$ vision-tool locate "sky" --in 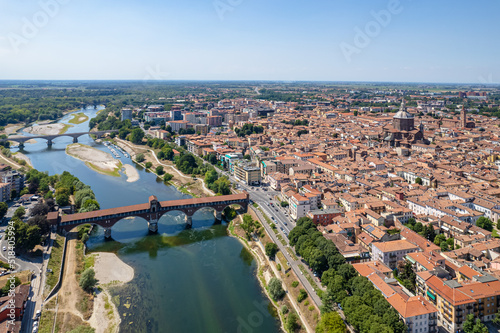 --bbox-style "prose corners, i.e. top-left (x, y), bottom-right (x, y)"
top-left (0, 0), bottom-right (498, 83)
